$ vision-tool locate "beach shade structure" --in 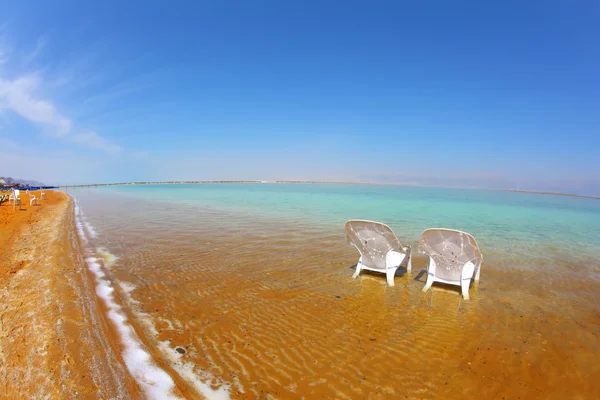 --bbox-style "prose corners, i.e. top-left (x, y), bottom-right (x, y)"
top-left (27, 190), bottom-right (39, 206)
top-left (419, 228), bottom-right (483, 300)
top-left (345, 220), bottom-right (412, 286)
top-left (9, 189), bottom-right (22, 210)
